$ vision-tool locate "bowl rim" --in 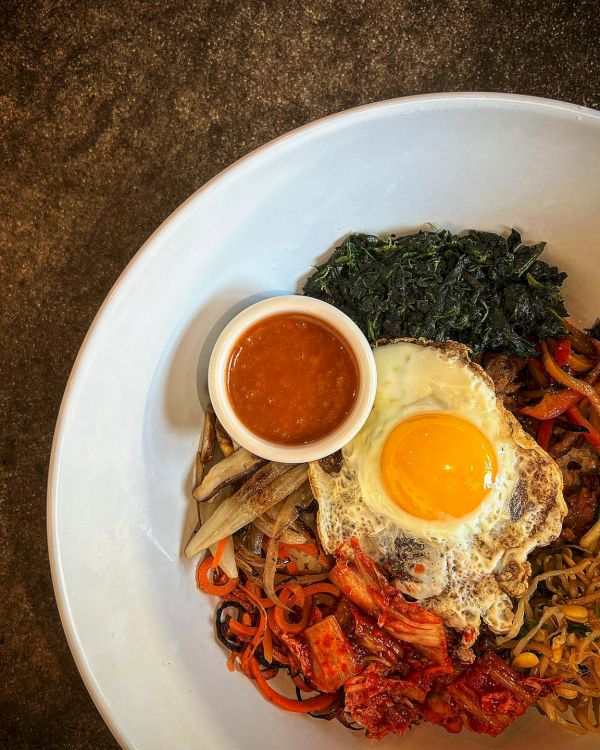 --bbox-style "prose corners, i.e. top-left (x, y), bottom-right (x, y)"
top-left (47, 92), bottom-right (600, 750)
top-left (207, 295), bottom-right (377, 463)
